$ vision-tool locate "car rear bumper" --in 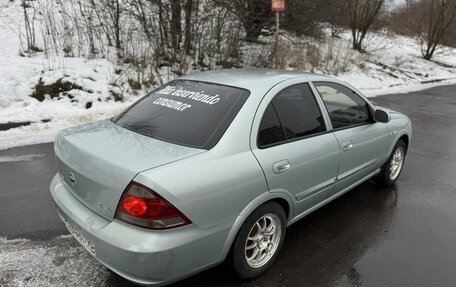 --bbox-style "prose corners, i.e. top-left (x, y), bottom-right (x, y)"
top-left (50, 174), bottom-right (232, 286)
